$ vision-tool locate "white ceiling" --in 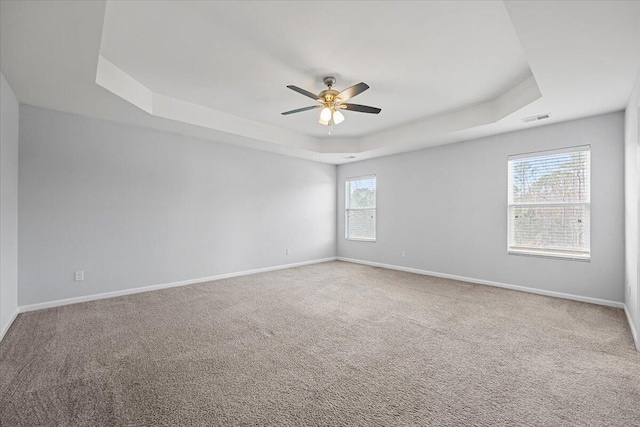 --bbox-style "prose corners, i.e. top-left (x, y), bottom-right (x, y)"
top-left (99, 1), bottom-right (532, 138)
top-left (1, 1), bottom-right (639, 164)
